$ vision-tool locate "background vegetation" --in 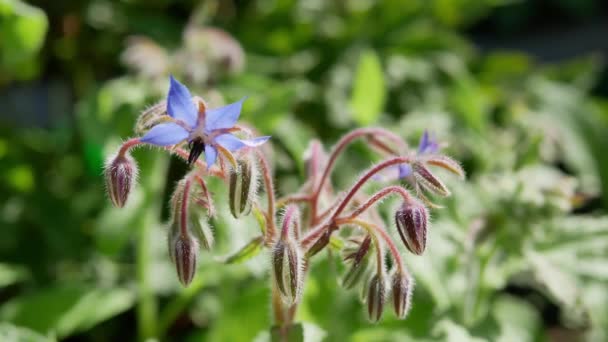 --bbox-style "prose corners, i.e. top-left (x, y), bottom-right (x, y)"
top-left (1, 0), bottom-right (608, 341)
